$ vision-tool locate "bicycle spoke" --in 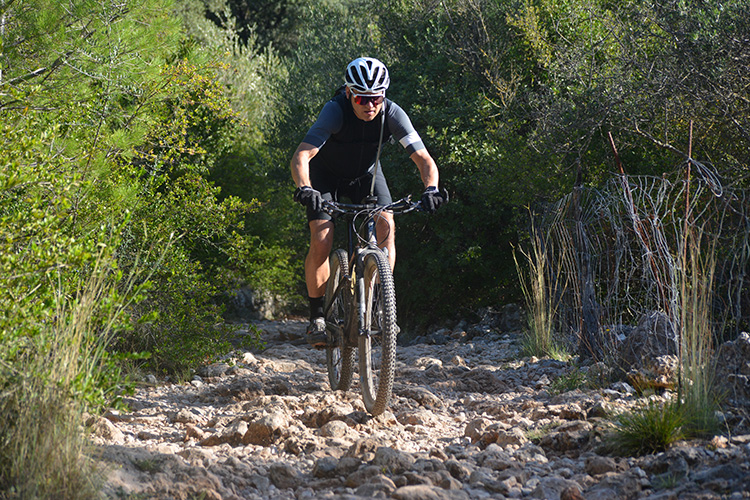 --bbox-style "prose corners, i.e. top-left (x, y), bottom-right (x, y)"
top-left (325, 249), bottom-right (355, 391)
